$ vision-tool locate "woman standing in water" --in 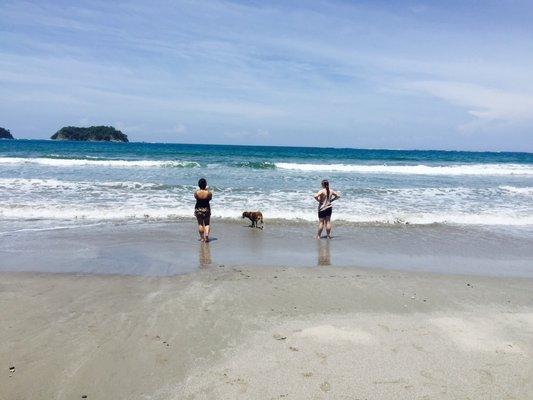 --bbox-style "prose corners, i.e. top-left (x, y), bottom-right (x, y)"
top-left (314, 179), bottom-right (340, 239)
top-left (194, 178), bottom-right (212, 242)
